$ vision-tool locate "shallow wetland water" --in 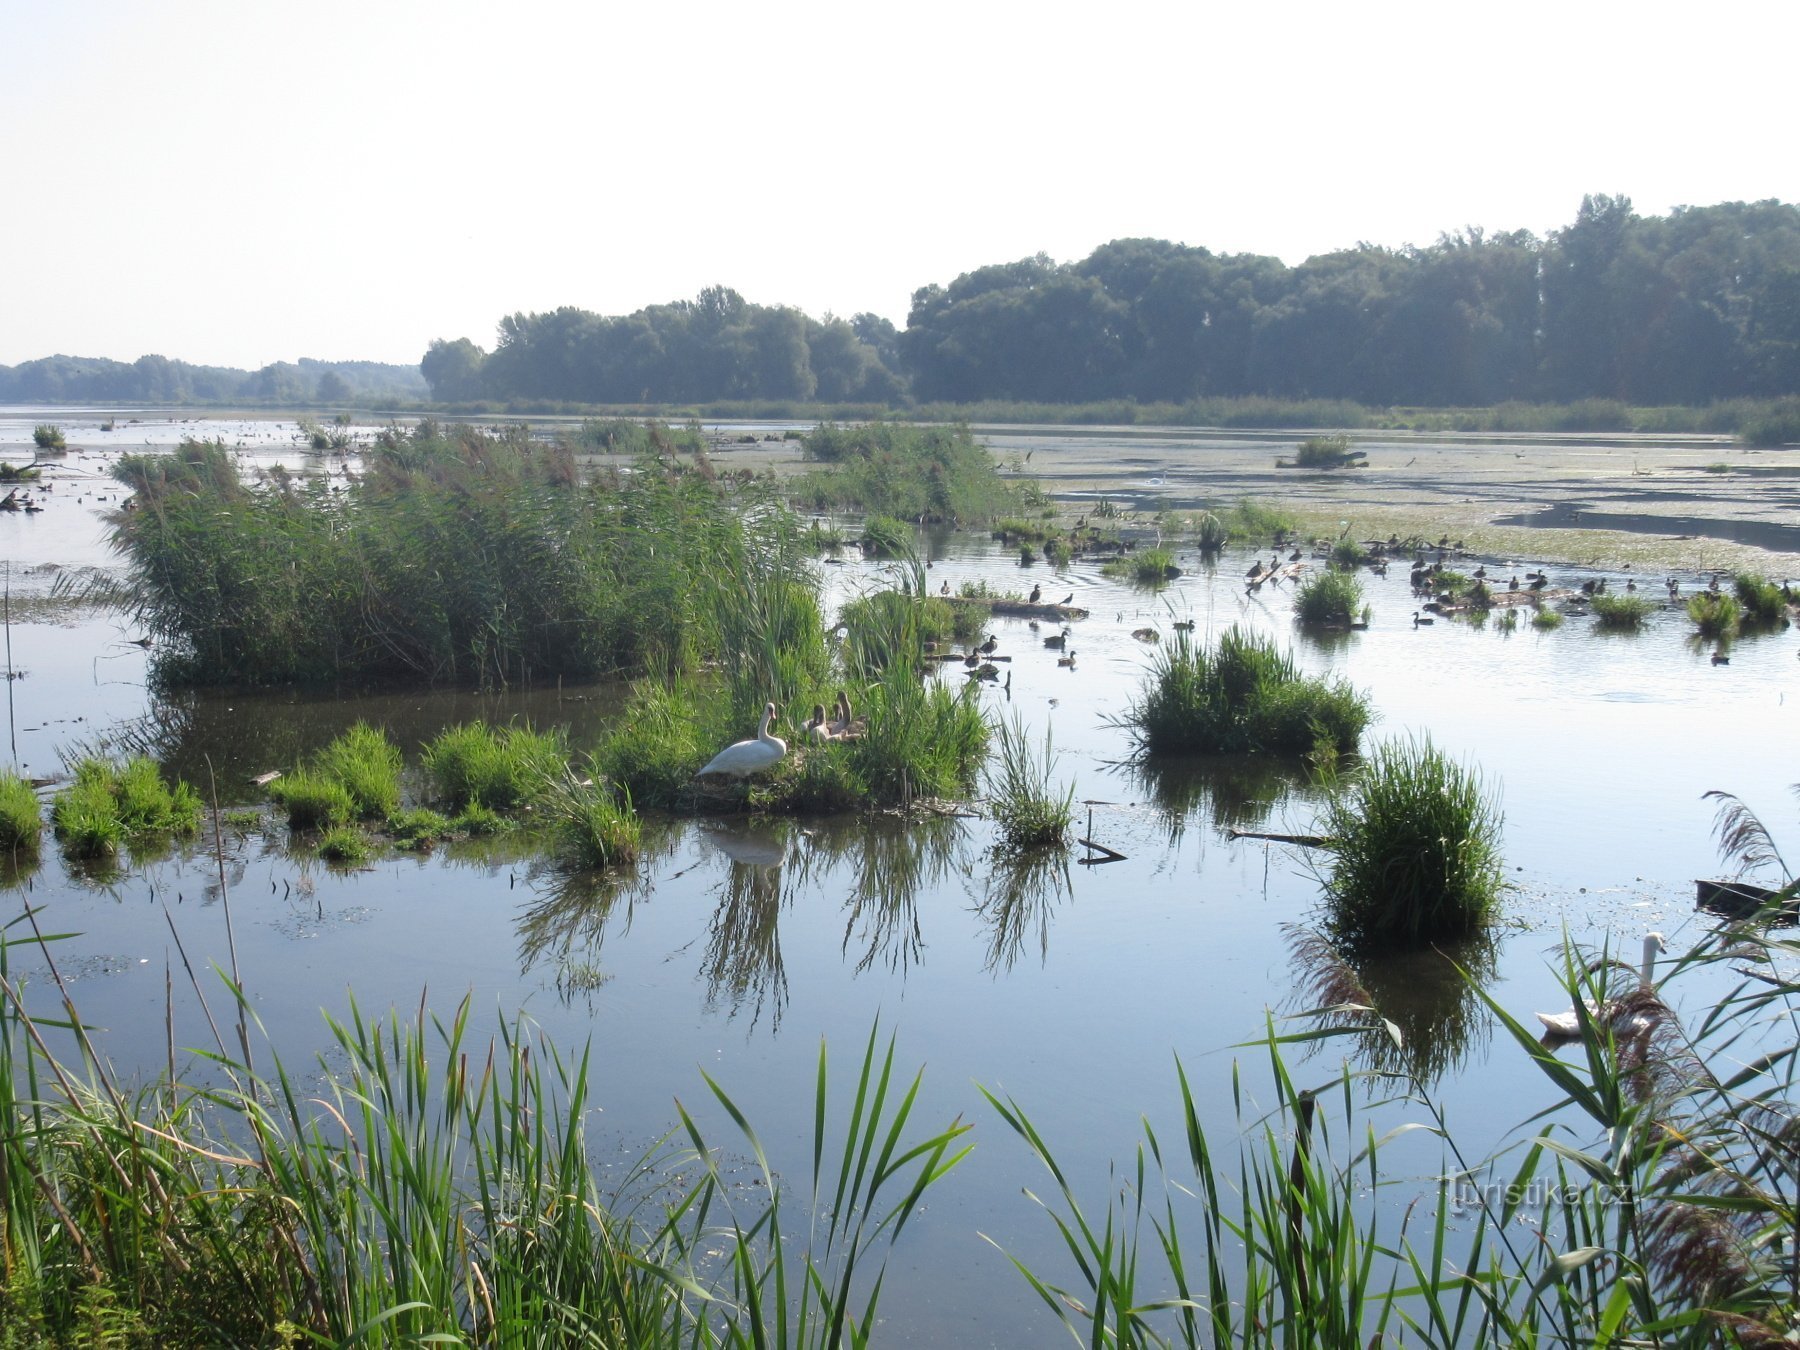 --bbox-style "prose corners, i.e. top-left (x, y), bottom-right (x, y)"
top-left (1, 410), bottom-right (1797, 1343)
